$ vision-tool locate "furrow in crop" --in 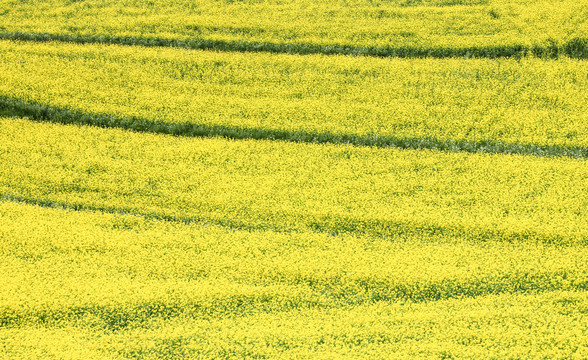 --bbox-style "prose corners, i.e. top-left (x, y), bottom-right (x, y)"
top-left (1, 118), bottom-right (586, 246)
top-left (1, 31), bottom-right (585, 59)
top-left (1, 40), bottom-right (586, 150)
top-left (0, 192), bottom-right (583, 247)
top-left (1, 96), bottom-right (586, 158)
top-left (1, 291), bottom-right (587, 359)
top-left (1, 200), bottom-right (587, 330)
top-left (1, 0), bottom-right (586, 59)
